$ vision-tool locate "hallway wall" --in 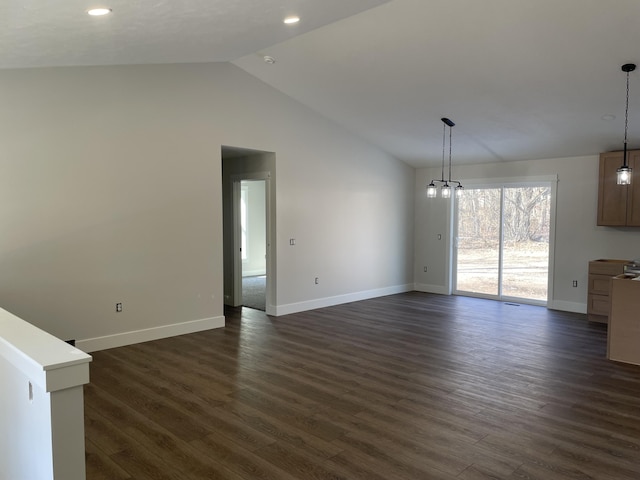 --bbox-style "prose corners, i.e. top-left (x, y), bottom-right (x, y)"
top-left (0, 63), bottom-right (414, 348)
